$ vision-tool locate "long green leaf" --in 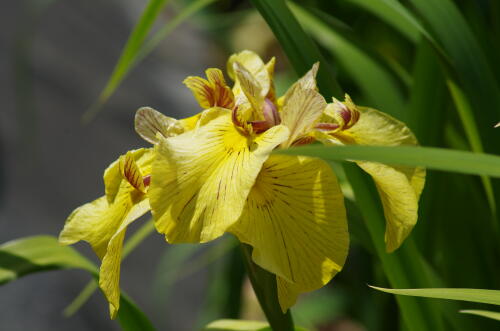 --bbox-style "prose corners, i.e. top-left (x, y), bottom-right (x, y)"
top-left (460, 310), bottom-right (500, 322)
top-left (371, 287), bottom-right (500, 306)
top-left (341, 0), bottom-right (445, 57)
top-left (119, 293), bottom-right (156, 331)
top-left (290, 3), bottom-right (405, 119)
top-left (136, 0), bottom-right (217, 64)
top-left (279, 145), bottom-right (500, 178)
top-left (408, 0), bottom-right (500, 154)
top-left (0, 235), bottom-right (96, 282)
top-left (250, 0), bottom-right (342, 97)
top-left (0, 236), bottom-right (156, 330)
top-left (447, 80), bottom-right (497, 217)
top-left (342, 0), bottom-right (422, 42)
top-left (82, 0), bottom-right (170, 123)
